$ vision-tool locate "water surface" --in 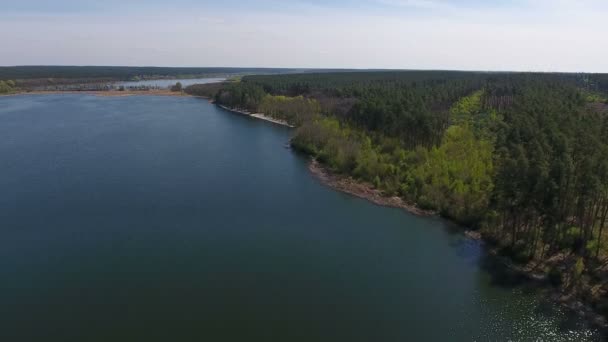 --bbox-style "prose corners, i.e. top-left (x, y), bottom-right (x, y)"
top-left (115, 77), bottom-right (225, 88)
top-left (0, 94), bottom-right (600, 341)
